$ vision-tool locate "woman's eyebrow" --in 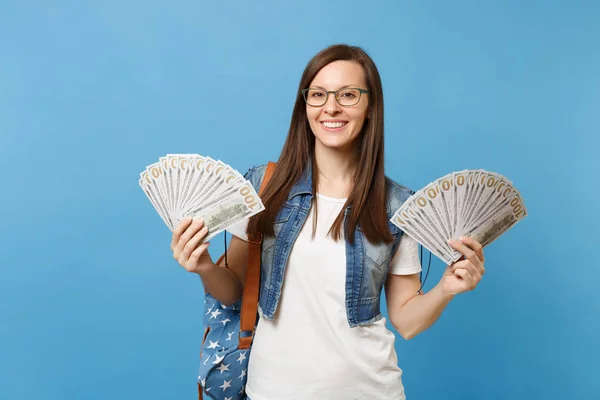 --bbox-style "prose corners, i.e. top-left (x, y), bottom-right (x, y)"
top-left (308, 84), bottom-right (361, 90)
